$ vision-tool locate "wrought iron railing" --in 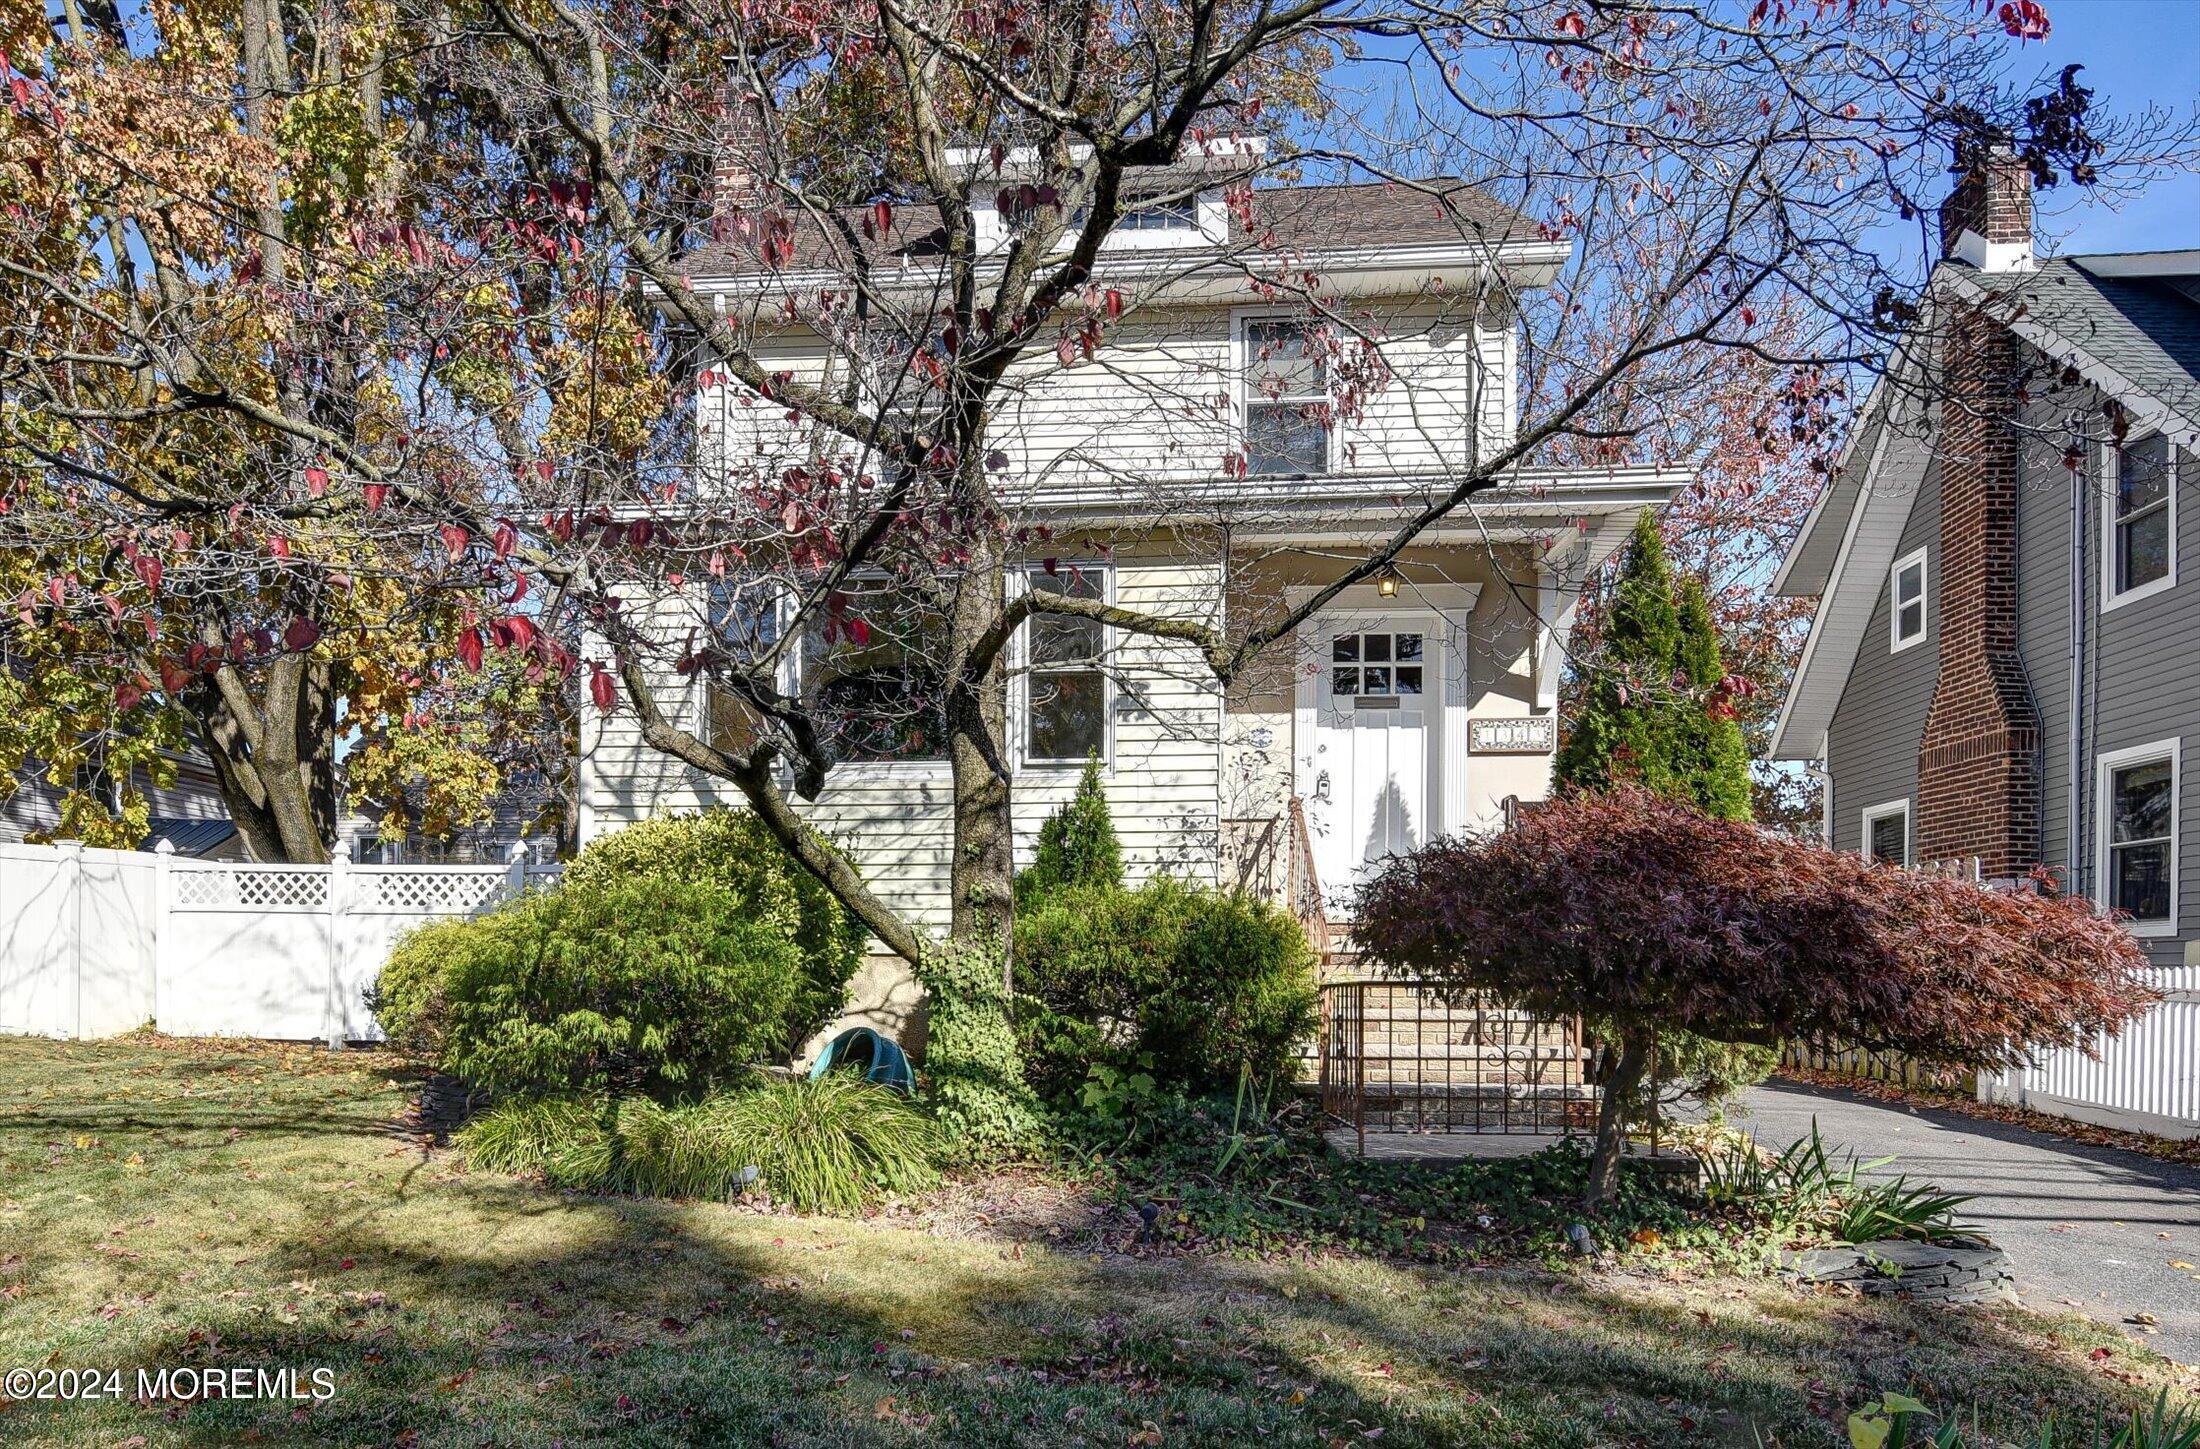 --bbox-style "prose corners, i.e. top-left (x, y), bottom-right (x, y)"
top-left (1318, 981), bottom-right (1596, 1153)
